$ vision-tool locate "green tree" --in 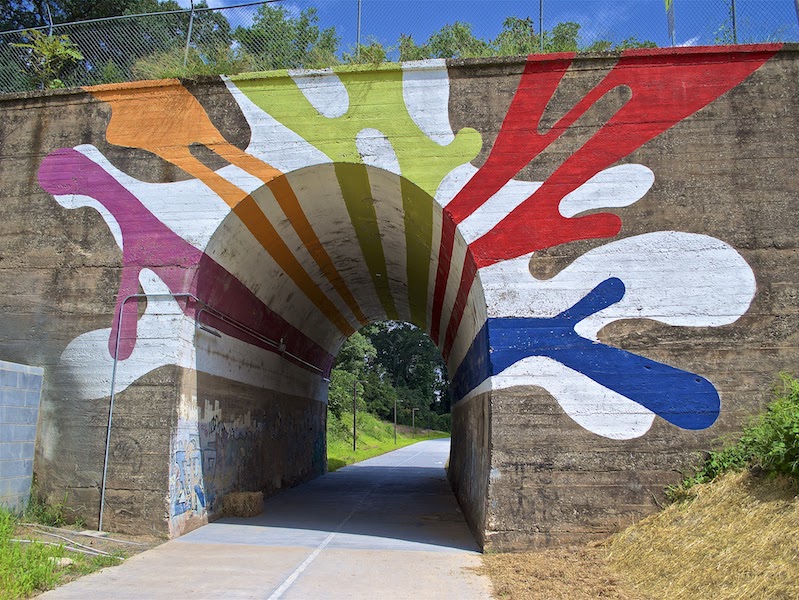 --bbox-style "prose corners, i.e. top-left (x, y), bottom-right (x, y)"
top-left (327, 368), bottom-right (366, 419)
top-left (1, 0), bottom-right (178, 30)
top-left (493, 16), bottom-right (540, 56)
top-left (234, 5), bottom-right (339, 71)
top-left (343, 37), bottom-right (387, 65)
top-left (362, 322), bottom-right (451, 422)
top-left (426, 21), bottom-right (490, 59)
